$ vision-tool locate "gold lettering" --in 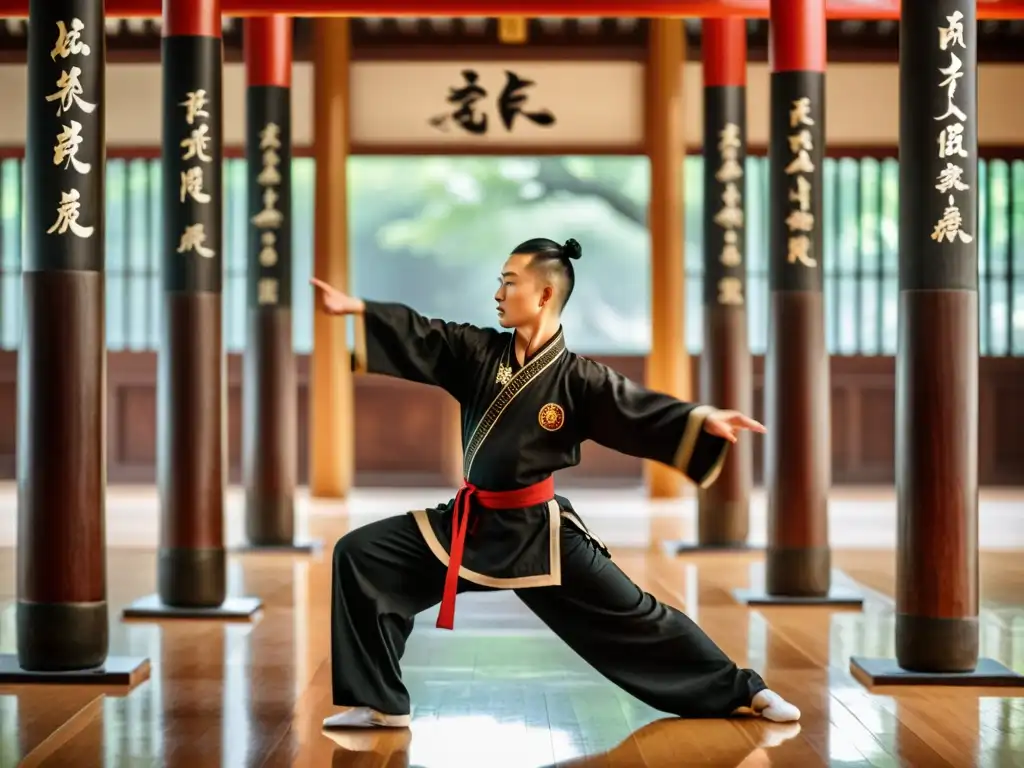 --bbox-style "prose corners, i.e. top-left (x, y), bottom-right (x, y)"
top-left (180, 124), bottom-right (213, 163)
top-left (257, 278), bottom-right (279, 305)
top-left (176, 223), bottom-right (216, 258)
top-left (784, 150), bottom-right (815, 175)
top-left (787, 235), bottom-right (817, 268)
top-left (259, 122), bottom-right (282, 151)
top-left (717, 277), bottom-right (744, 306)
top-left (45, 66), bottom-right (96, 117)
top-left (935, 52), bottom-right (967, 123)
top-left (52, 119), bottom-right (90, 174)
top-left (251, 187), bottom-right (283, 229)
top-left (938, 10), bottom-right (967, 51)
top-left (259, 231), bottom-right (278, 267)
top-left (785, 210), bottom-right (815, 232)
top-left (789, 175), bottom-right (811, 212)
top-left (51, 19), bottom-right (91, 60)
top-left (931, 194), bottom-right (973, 244)
top-left (789, 97), bottom-right (814, 128)
top-left (713, 182), bottom-right (744, 230)
top-left (46, 188), bottom-right (93, 238)
top-left (257, 149), bottom-right (282, 186)
top-left (935, 162), bottom-right (969, 194)
top-left (180, 90), bottom-right (210, 126)
top-left (179, 166), bottom-right (211, 204)
top-left (788, 129), bottom-right (813, 155)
